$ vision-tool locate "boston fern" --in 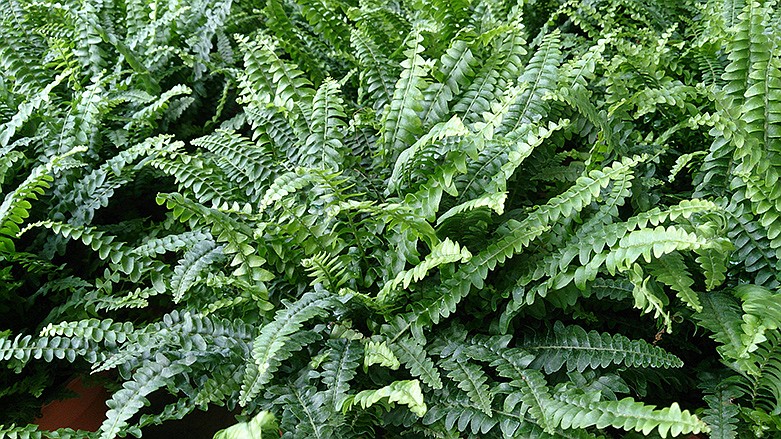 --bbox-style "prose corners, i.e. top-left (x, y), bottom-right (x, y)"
top-left (1, 0), bottom-right (780, 437)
